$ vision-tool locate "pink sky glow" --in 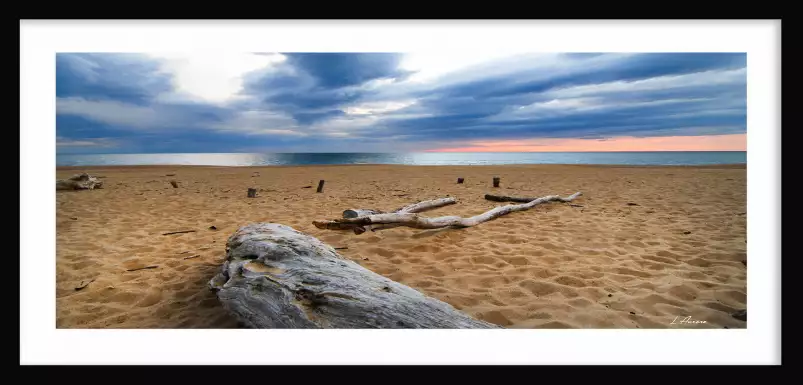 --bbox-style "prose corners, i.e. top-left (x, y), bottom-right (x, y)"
top-left (428, 134), bottom-right (746, 152)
